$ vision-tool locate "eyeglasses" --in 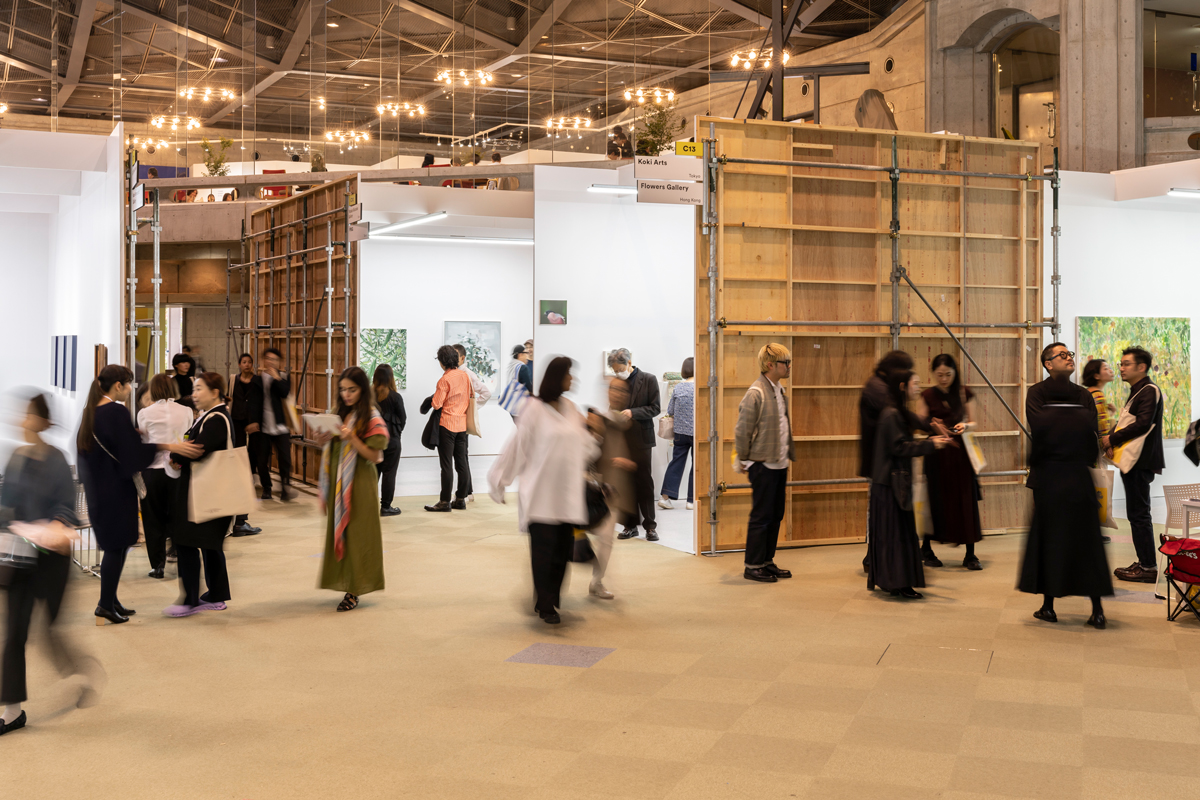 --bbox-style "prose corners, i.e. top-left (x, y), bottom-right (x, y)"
top-left (775, 360), bottom-right (791, 366)
top-left (1050, 351), bottom-right (1075, 362)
